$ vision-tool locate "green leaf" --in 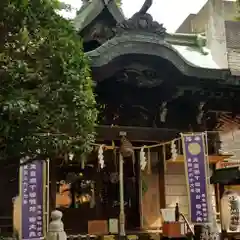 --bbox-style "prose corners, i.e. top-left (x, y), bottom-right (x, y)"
top-left (0, 0), bottom-right (98, 164)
